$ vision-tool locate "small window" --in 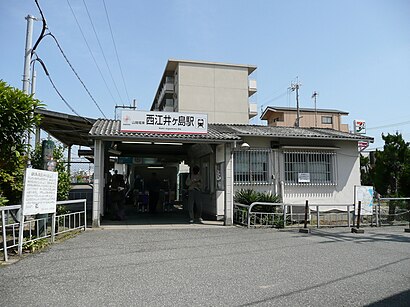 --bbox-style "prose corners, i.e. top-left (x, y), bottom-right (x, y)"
top-left (284, 151), bottom-right (337, 185)
top-left (322, 116), bottom-right (333, 124)
top-left (234, 149), bottom-right (271, 184)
